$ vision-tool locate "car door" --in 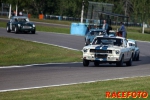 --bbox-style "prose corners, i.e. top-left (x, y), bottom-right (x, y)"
top-left (123, 39), bottom-right (131, 61)
top-left (125, 40), bottom-right (132, 60)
